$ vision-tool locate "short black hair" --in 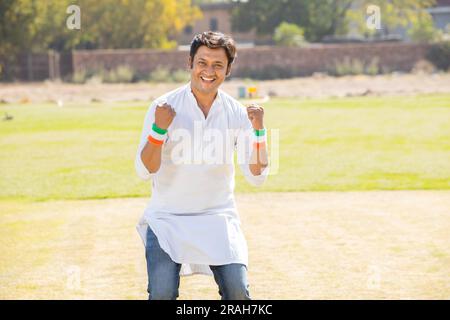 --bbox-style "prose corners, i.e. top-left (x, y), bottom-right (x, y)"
top-left (189, 31), bottom-right (237, 68)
